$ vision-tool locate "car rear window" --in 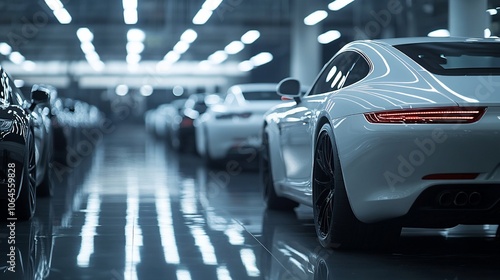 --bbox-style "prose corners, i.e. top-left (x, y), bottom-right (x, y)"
top-left (394, 42), bottom-right (500, 75)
